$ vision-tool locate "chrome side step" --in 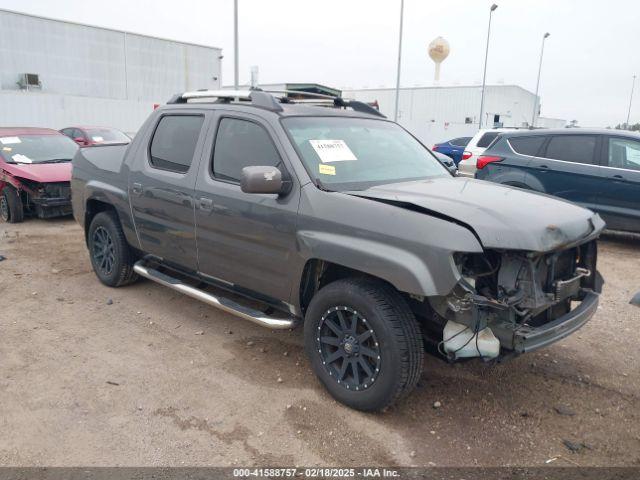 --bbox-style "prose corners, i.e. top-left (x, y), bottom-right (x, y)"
top-left (133, 261), bottom-right (297, 330)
